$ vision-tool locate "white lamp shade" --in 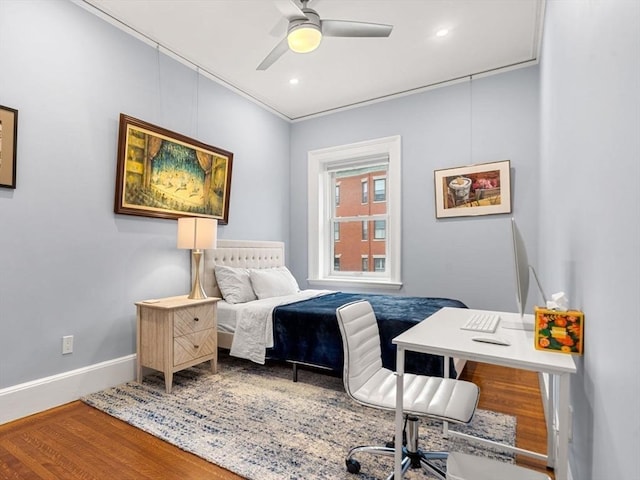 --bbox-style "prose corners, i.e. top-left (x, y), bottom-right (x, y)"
top-left (177, 217), bottom-right (217, 250)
